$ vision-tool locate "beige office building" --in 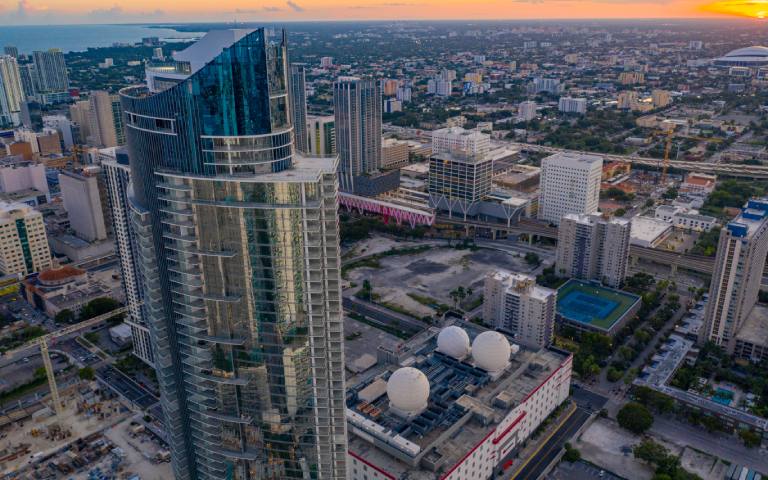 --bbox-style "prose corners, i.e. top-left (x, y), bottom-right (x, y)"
top-left (381, 138), bottom-right (409, 169)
